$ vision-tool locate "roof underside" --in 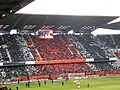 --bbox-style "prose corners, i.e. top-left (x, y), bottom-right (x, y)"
top-left (0, 0), bottom-right (120, 33)
top-left (0, 14), bottom-right (118, 33)
top-left (0, 0), bottom-right (34, 19)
